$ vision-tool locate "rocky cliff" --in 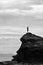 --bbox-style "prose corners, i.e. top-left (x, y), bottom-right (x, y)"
top-left (12, 32), bottom-right (43, 63)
